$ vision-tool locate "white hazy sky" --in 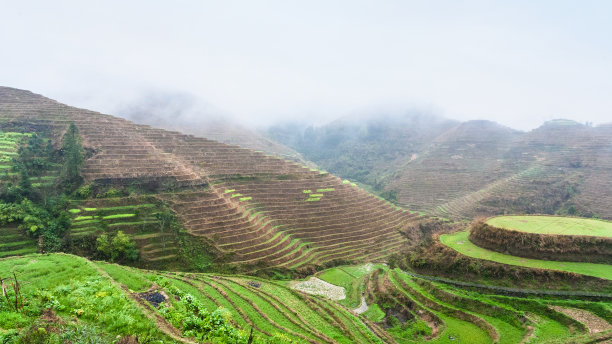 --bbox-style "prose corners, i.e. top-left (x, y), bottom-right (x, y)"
top-left (1, 0), bottom-right (611, 130)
